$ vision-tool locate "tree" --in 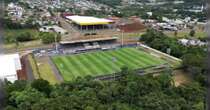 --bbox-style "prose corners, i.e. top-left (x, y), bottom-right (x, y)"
top-left (31, 79), bottom-right (52, 96)
top-left (4, 68), bottom-right (206, 110)
top-left (138, 92), bottom-right (182, 110)
top-left (189, 29), bottom-right (195, 37)
top-left (9, 87), bottom-right (45, 110)
top-left (40, 32), bottom-right (61, 44)
top-left (16, 32), bottom-right (35, 42)
top-left (174, 30), bottom-right (178, 37)
top-left (5, 80), bottom-right (27, 94)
